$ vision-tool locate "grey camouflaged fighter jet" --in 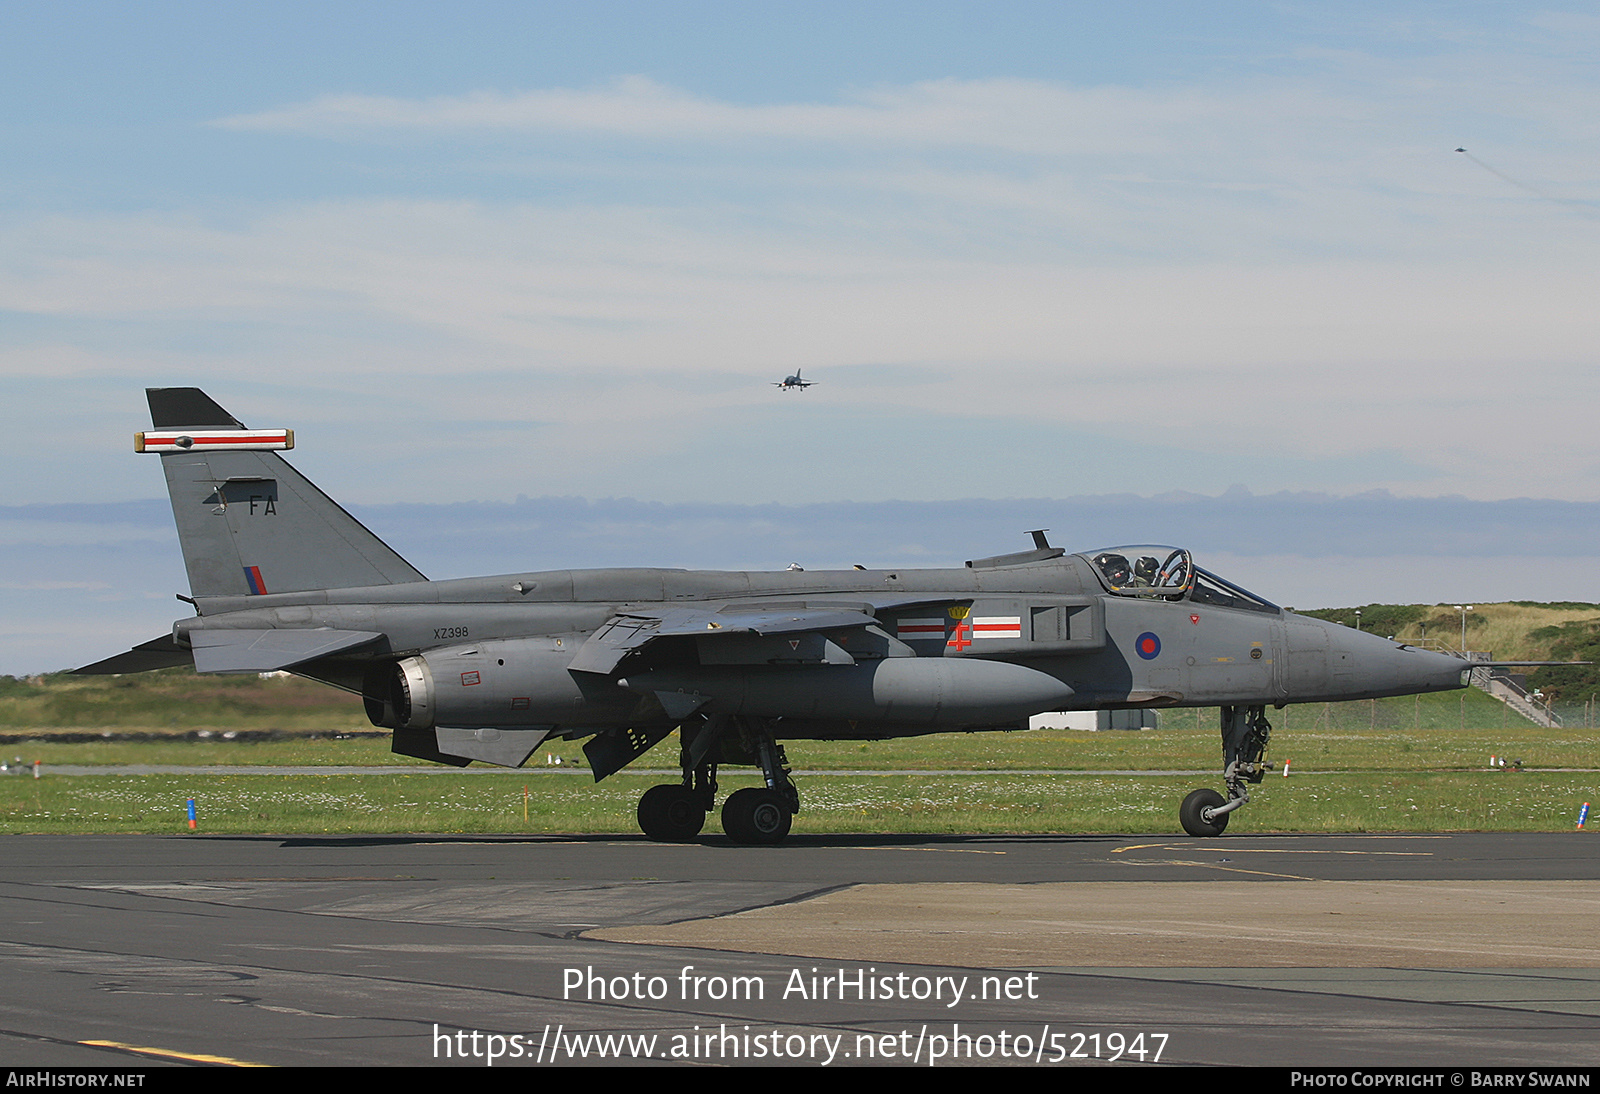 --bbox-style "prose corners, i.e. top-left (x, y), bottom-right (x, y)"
top-left (79, 388), bottom-right (1477, 844)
